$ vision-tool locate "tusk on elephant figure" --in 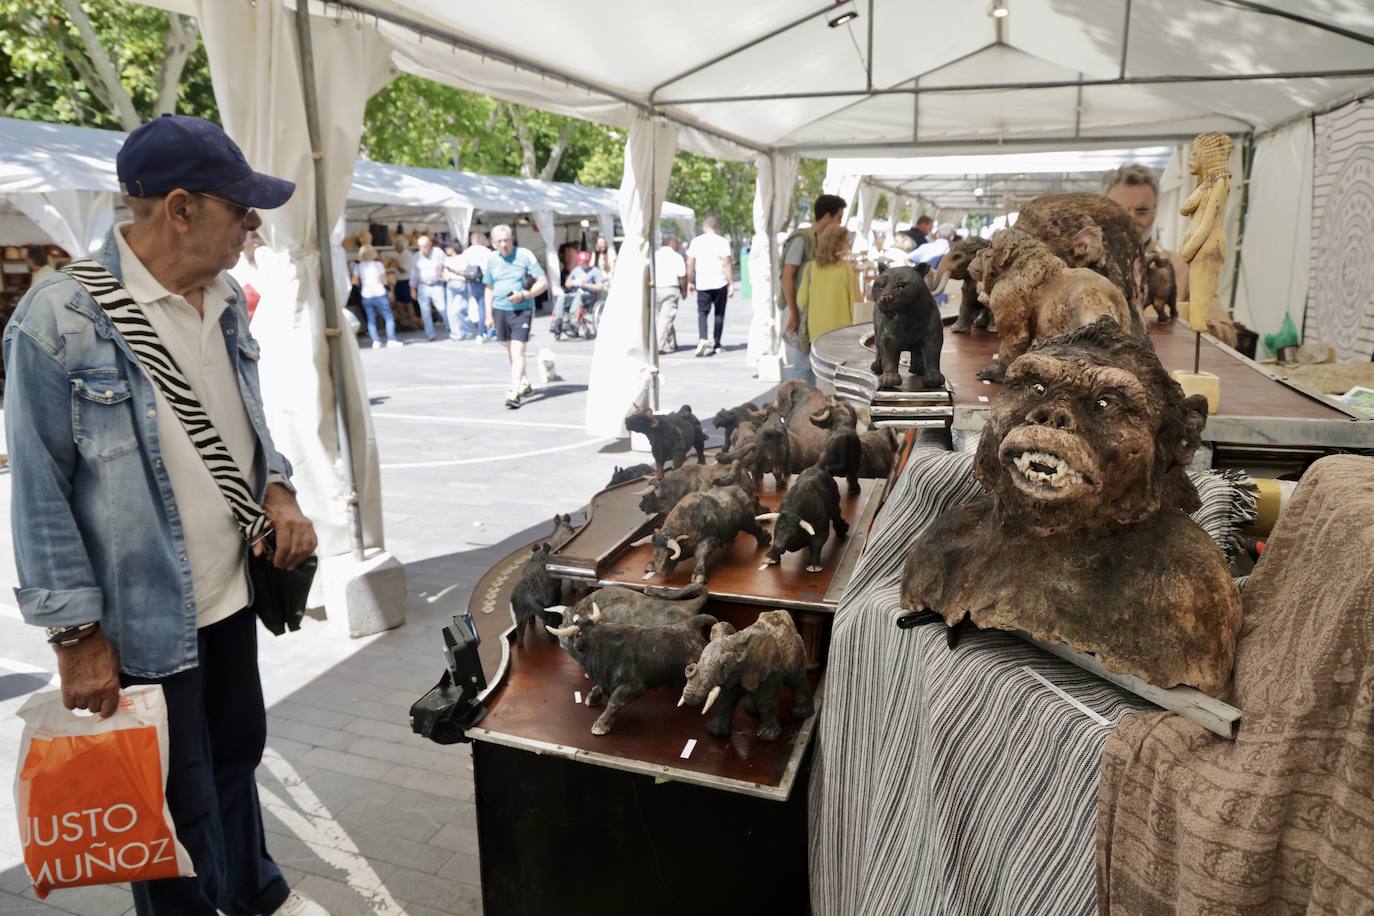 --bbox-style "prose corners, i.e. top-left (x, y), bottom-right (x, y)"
top-left (701, 685), bottom-right (722, 715)
top-left (931, 272), bottom-right (951, 296)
